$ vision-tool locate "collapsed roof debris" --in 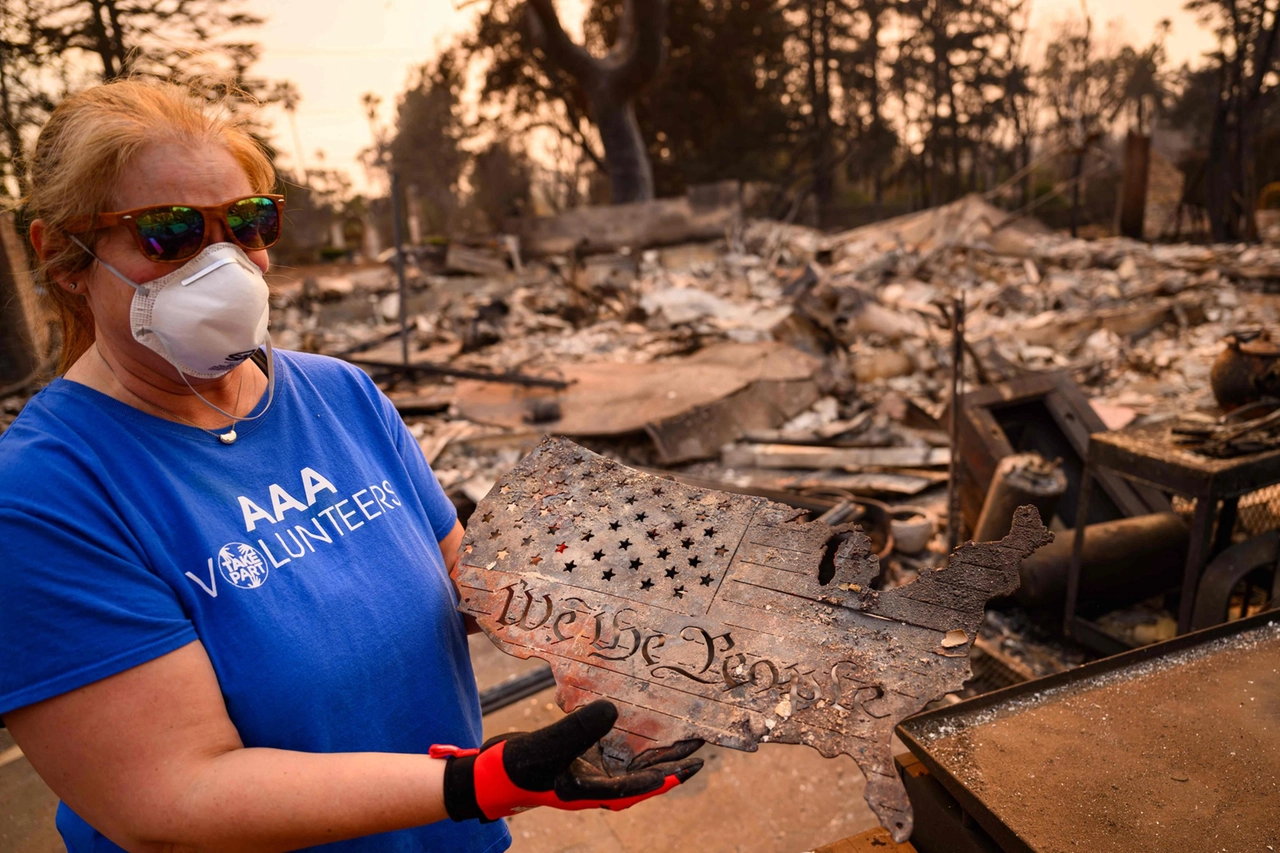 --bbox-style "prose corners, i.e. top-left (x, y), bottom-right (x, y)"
top-left (238, 195), bottom-right (1278, 526)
